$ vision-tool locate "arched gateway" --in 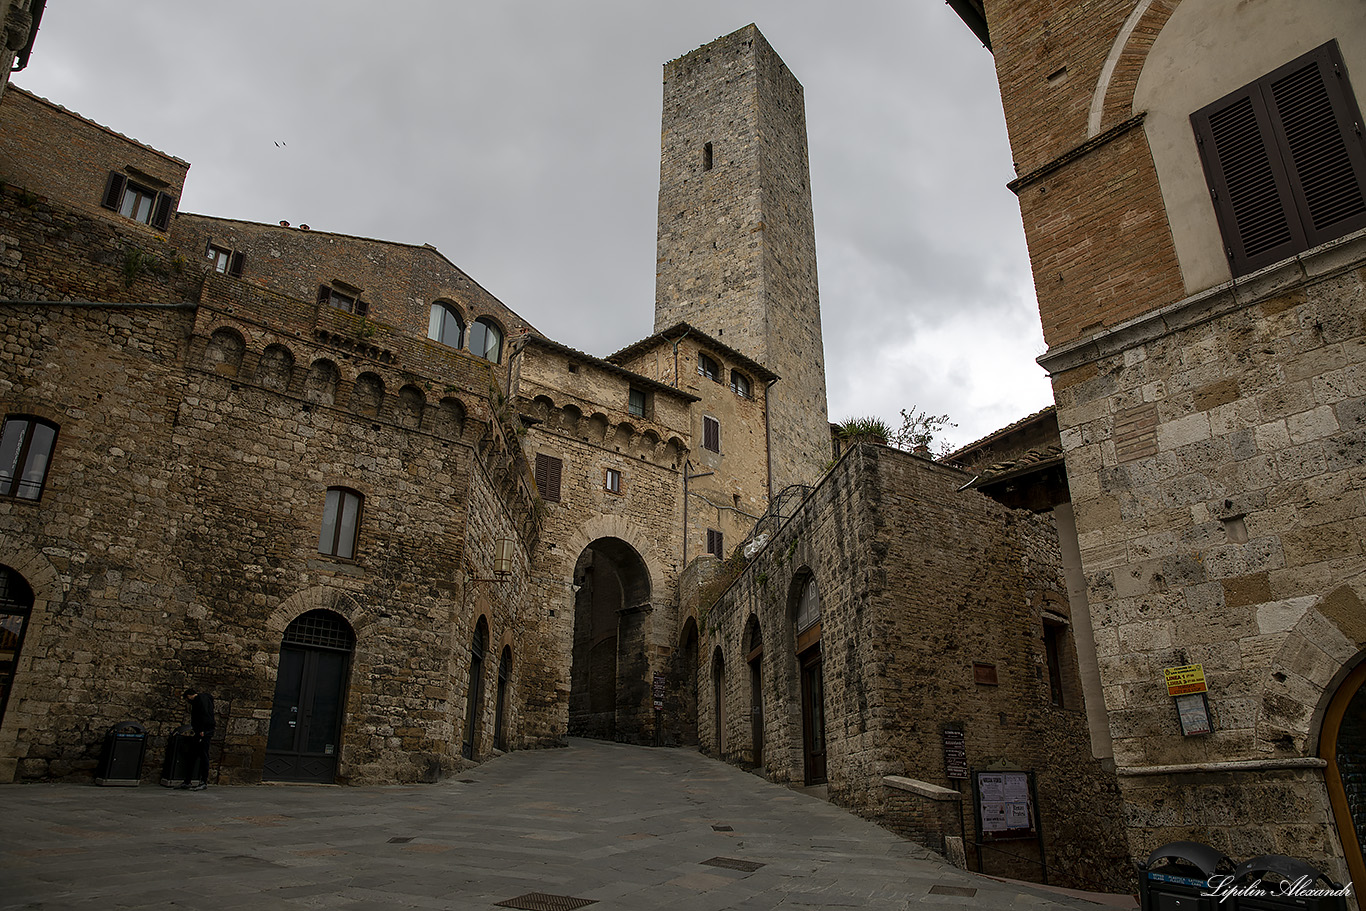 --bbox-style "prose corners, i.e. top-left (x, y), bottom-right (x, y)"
top-left (569, 537), bottom-right (653, 741)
